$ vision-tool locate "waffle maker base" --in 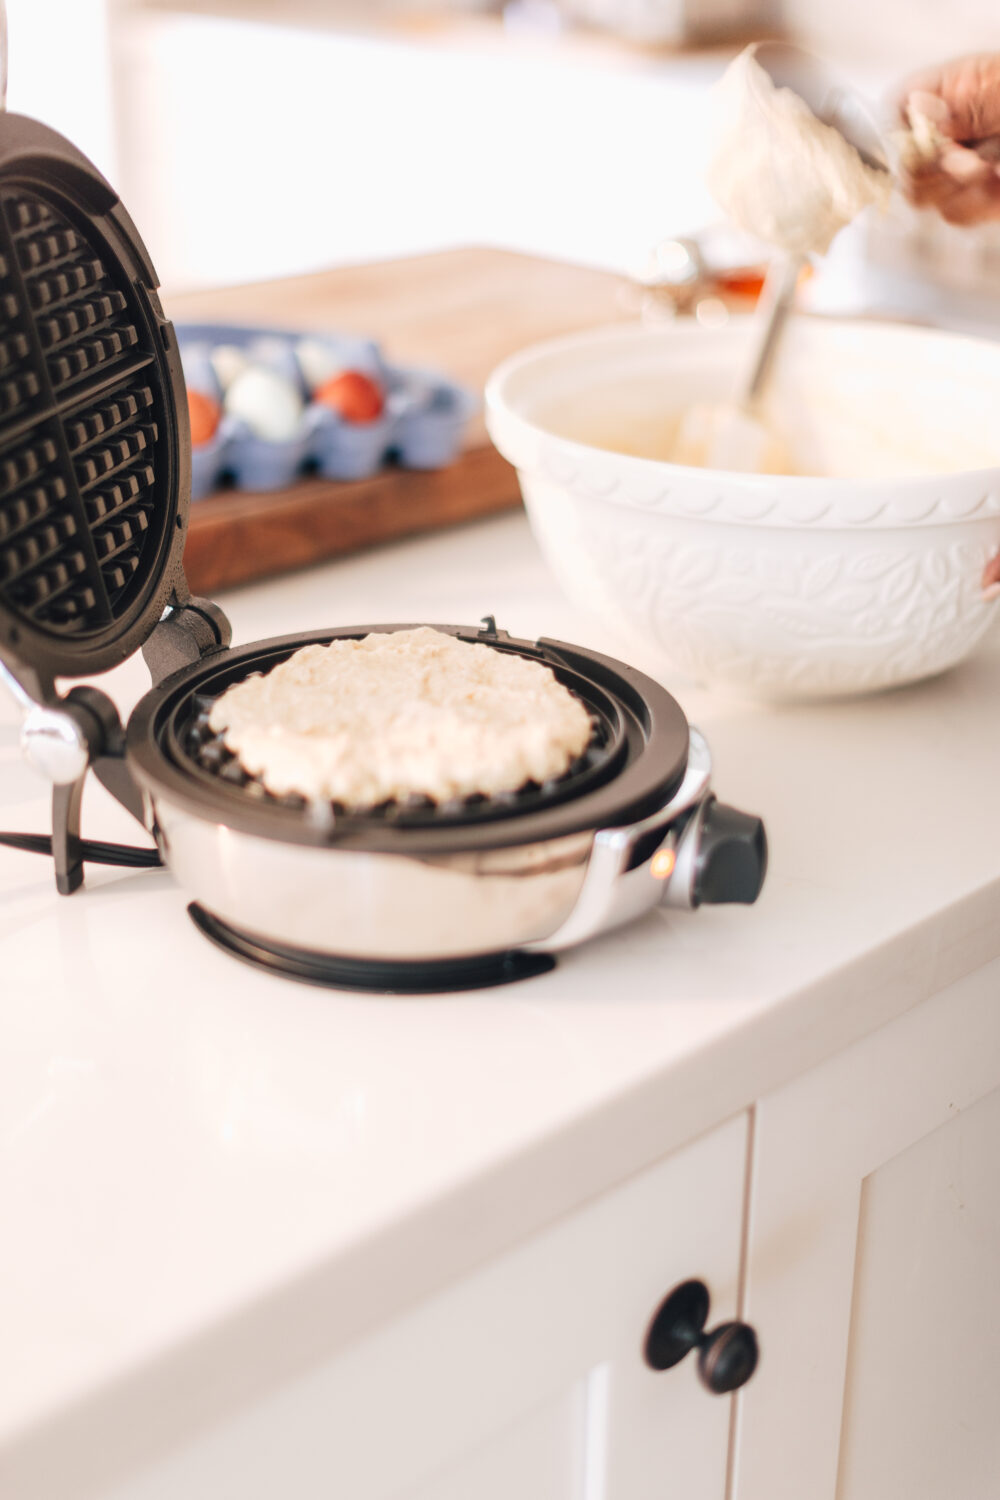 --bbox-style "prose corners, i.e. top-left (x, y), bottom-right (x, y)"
top-left (188, 903), bottom-right (558, 993)
top-left (122, 621), bottom-right (704, 984)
